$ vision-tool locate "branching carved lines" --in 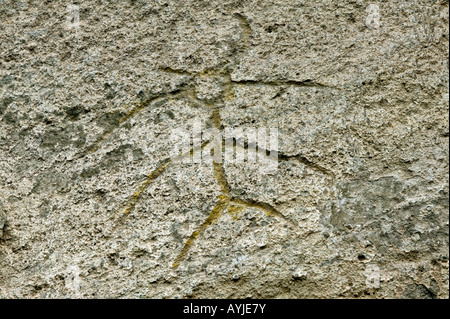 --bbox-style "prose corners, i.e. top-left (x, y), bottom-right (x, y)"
top-left (76, 13), bottom-right (336, 269)
top-left (172, 196), bottom-right (229, 269)
top-left (170, 157), bottom-right (296, 268)
top-left (171, 189), bottom-right (300, 269)
top-left (170, 151), bottom-right (301, 268)
top-left (170, 106), bottom-right (302, 268)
